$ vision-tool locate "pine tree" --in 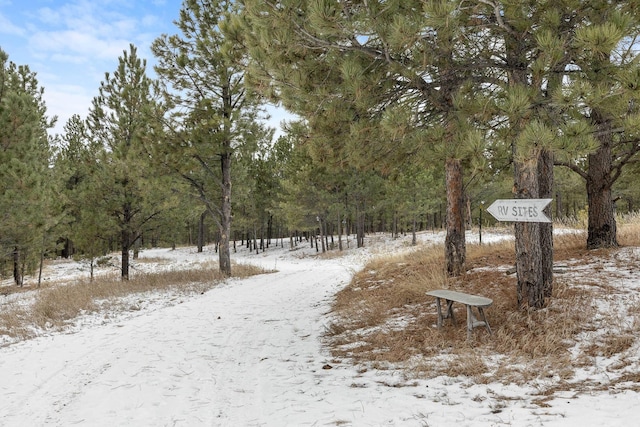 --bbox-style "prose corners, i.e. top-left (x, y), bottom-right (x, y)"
top-left (0, 49), bottom-right (54, 286)
top-left (552, 2), bottom-right (640, 249)
top-left (85, 44), bottom-right (170, 280)
top-left (54, 115), bottom-right (112, 278)
top-left (151, 0), bottom-right (264, 276)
